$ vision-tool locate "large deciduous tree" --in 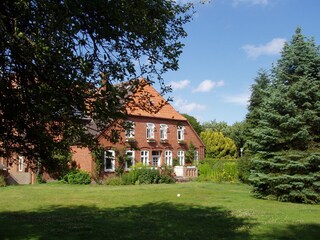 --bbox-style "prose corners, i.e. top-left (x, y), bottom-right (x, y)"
top-left (182, 113), bottom-right (203, 135)
top-left (0, 0), bottom-right (193, 169)
top-left (246, 28), bottom-right (320, 203)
